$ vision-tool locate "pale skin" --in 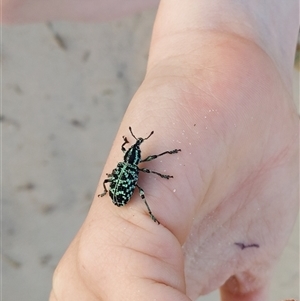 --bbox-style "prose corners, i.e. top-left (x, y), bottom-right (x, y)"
top-left (4, 0), bottom-right (299, 300)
